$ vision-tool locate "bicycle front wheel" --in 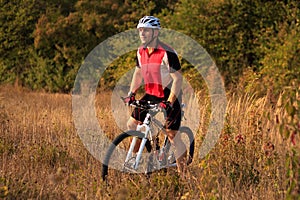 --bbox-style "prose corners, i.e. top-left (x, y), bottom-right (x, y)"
top-left (101, 130), bottom-right (152, 184)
